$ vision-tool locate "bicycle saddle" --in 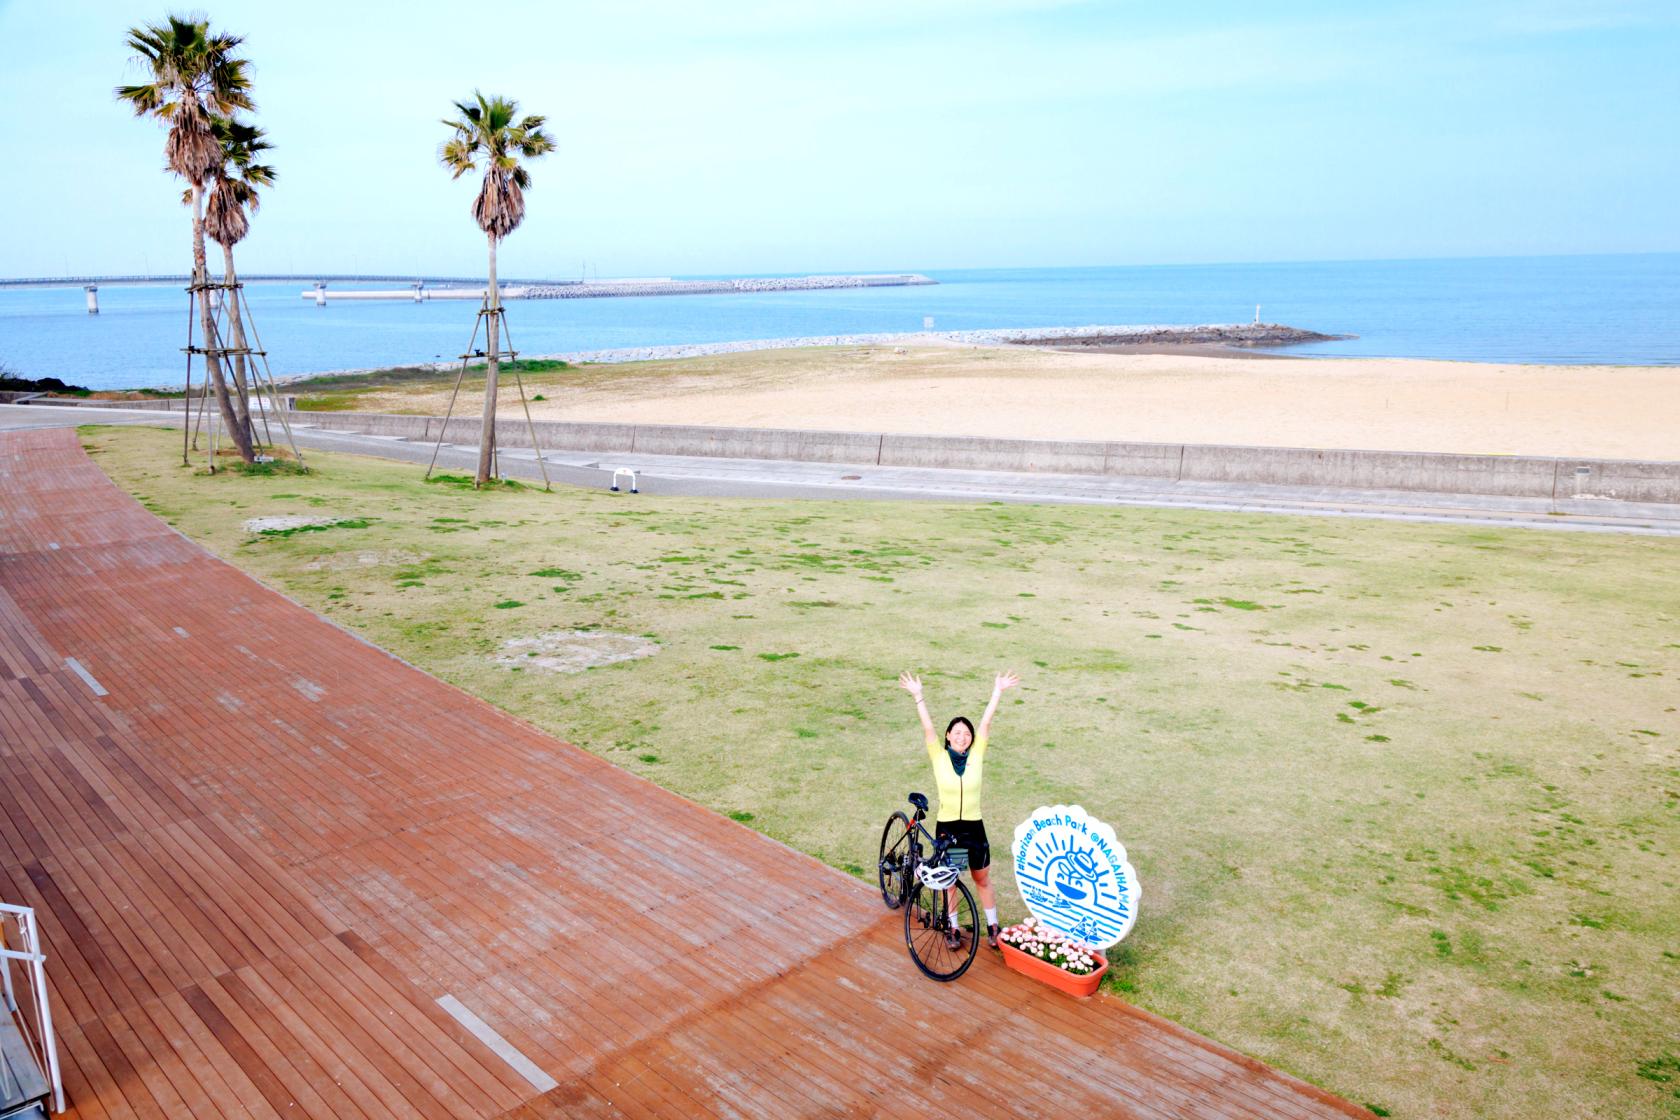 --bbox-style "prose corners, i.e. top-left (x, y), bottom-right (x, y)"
top-left (907, 792), bottom-right (929, 817)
